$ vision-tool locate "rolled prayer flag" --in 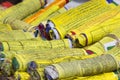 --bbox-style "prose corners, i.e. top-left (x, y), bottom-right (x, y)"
top-left (67, 4), bottom-right (119, 41)
top-left (84, 28), bottom-right (120, 55)
top-left (11, 48), bottom-right (87, 72)
top-left (75, 16), bottom-right (120, 47)
top-left (0, 30), bottom-right (35, 41)
top-left (4, 17), bottom-right (35, 31)
top-left (45, 54), bottom-right (119, 79)
top-left (0, 0), bottom-right (46, 22)
top-left (47, 1), bottom-right (114, 39)
top-left (0, 39), bottom-right (72, 51)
